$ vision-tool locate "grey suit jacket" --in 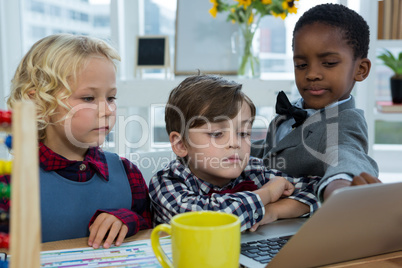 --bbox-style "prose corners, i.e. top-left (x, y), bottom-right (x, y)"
top-left (251, 96), bottom-right (379, 198)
